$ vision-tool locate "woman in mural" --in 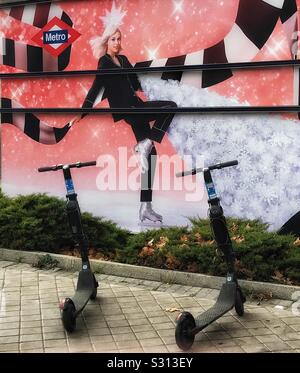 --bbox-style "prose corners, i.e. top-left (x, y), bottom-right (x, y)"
top-left (71, 22), bottom-right (177, 224)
